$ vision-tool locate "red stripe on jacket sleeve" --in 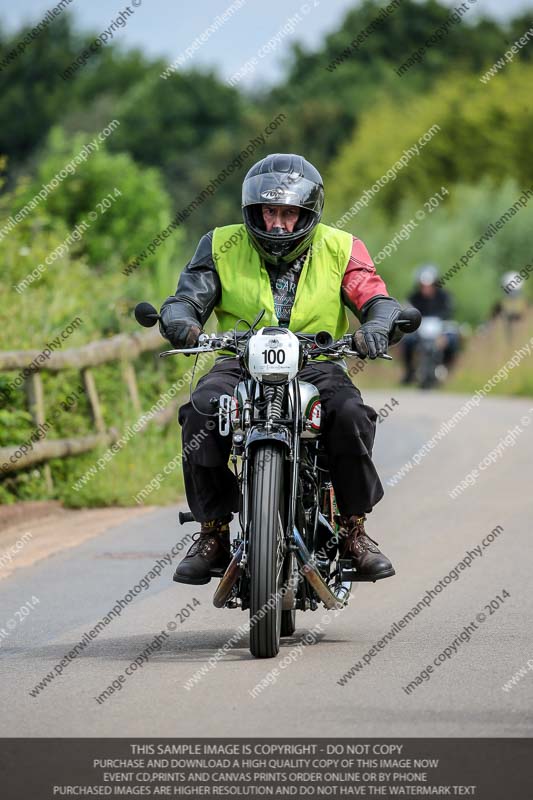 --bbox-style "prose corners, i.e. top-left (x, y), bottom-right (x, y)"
top-left (341, 236), bottom-right (388, 313)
